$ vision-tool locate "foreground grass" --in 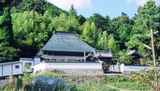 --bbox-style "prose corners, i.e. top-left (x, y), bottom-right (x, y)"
top-left (74, 76), bottom-right (151, 91)
top-left (0, 72), bottom-right (152, 91)
top-left (76, 80), bottom-right (119, 91)
top-left (104, 76), bottom-right (151, 91)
